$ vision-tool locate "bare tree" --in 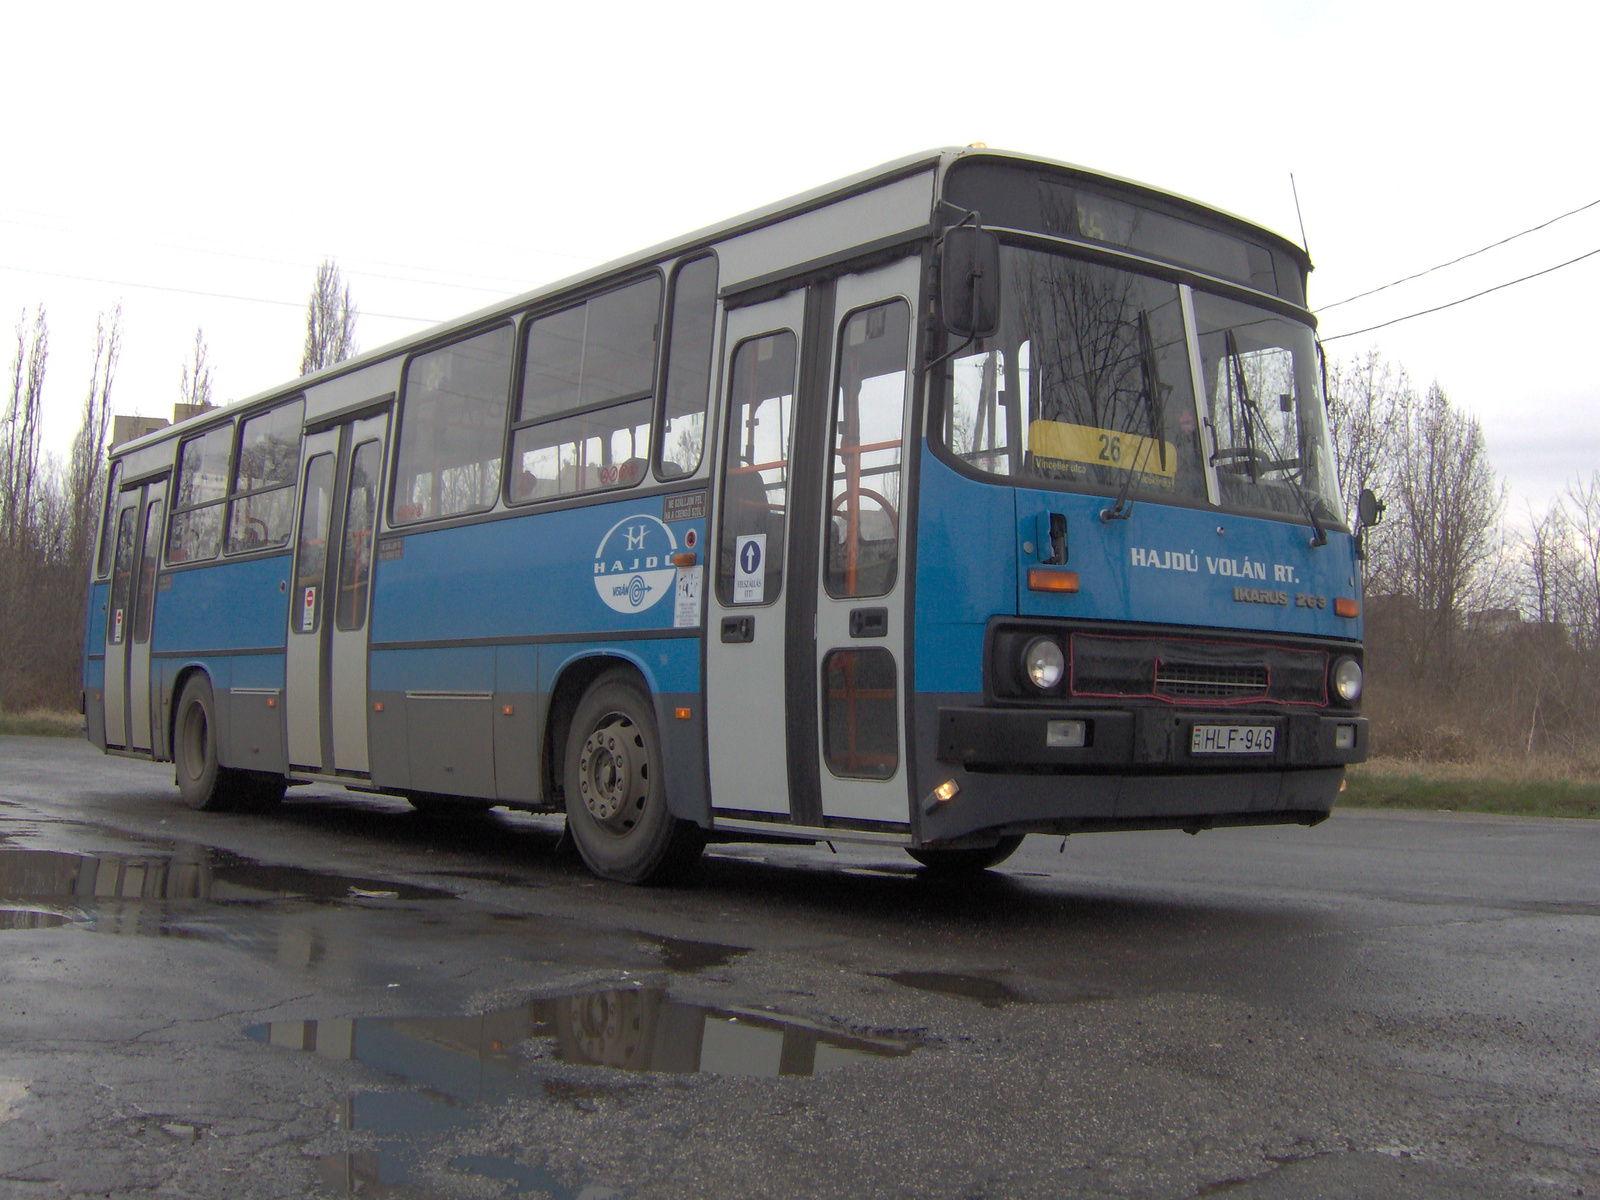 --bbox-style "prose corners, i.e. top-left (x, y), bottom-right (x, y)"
top-left (2, 306), bottom-right (49, 548)
top-left (300, 259), bottom-right (358, 376)
top-left (67, 305), bottom-right (122, 562)
top-left (1390, 383), bottom-right (1504, 683)
top-left (180, 326), bottom-right (214, 410)
top-left (1561, 472), bottom-right (1600, 654)
top-left (1325, 349), bottom-right (1410, 591)
top-left (1520, 500), bottom-right (1570, 627)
